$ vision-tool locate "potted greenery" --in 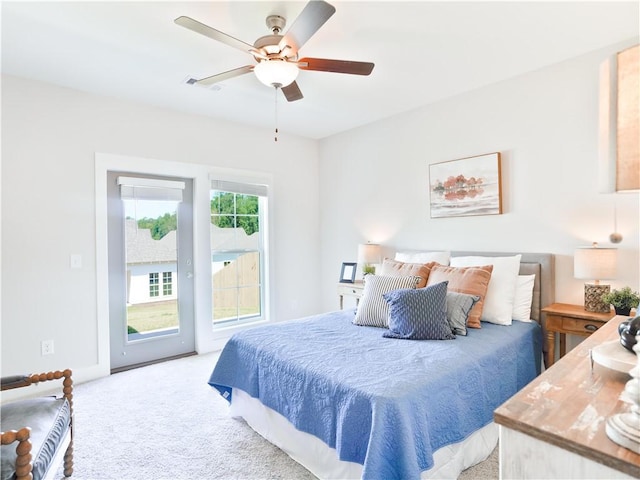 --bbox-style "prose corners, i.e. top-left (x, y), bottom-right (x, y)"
top-left (362, 264), bottom-right (376, 276)
top-left (601, 286), bottom-right (640, 316)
